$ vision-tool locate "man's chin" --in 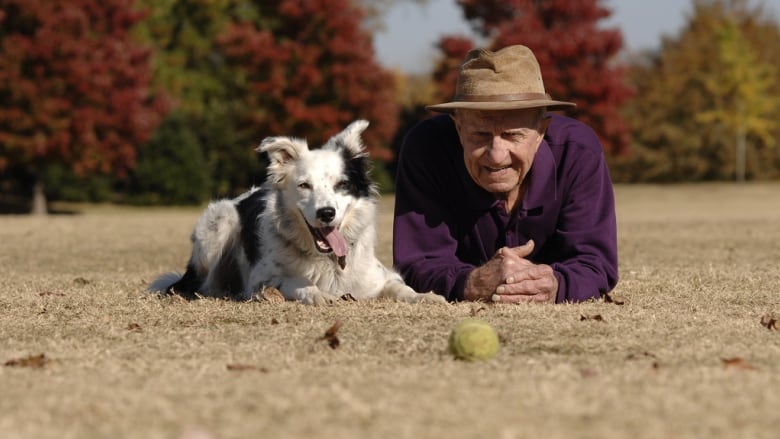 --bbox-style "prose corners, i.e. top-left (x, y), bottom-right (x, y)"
top-left (480, 180), bottom-right (519, 195)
